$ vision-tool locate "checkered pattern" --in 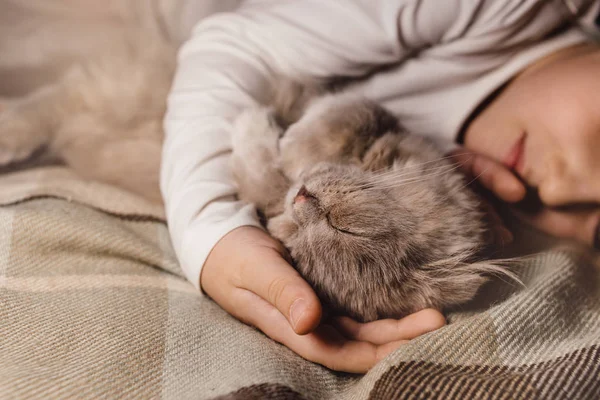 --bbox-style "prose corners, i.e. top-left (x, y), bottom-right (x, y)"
top-left (1, 167), bottom-right (599, 399)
